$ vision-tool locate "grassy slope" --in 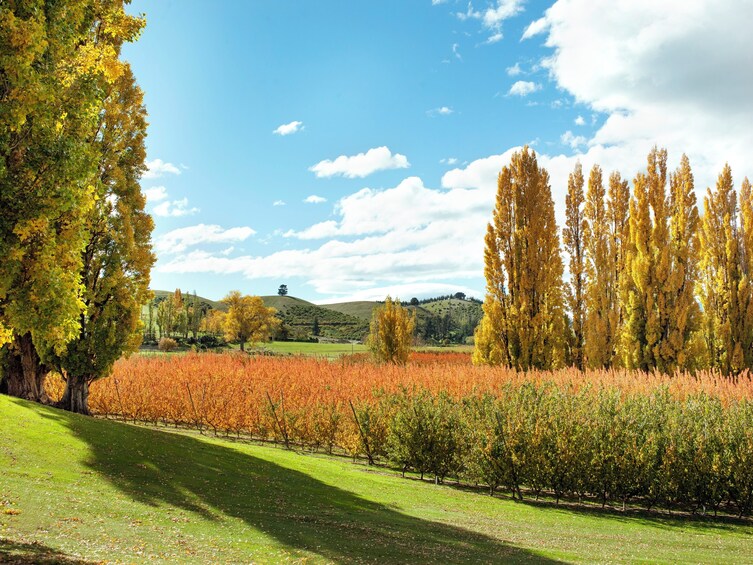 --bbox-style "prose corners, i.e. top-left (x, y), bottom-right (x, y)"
top-left (2, 396), bottom-right (752, 564)
top-left (151, 290), bottom-right (226, 311)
